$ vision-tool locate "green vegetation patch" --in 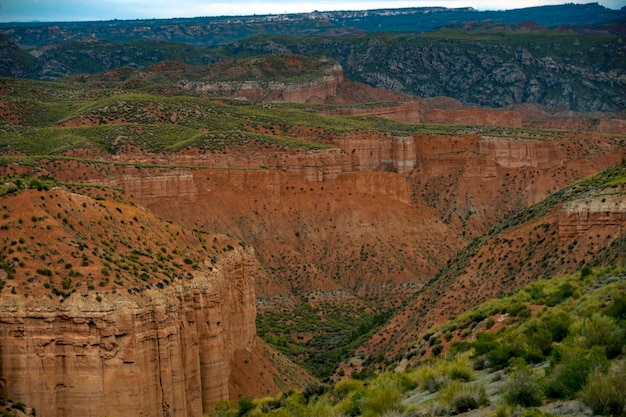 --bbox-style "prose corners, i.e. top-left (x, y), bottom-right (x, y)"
top-left (257, 302), bottom-right (391, 380)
